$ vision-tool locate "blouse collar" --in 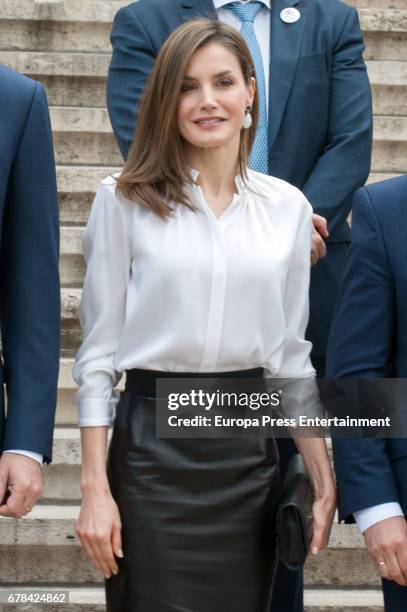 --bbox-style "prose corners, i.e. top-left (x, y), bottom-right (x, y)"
top-left (187, 166), bottom-right (274, 203)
